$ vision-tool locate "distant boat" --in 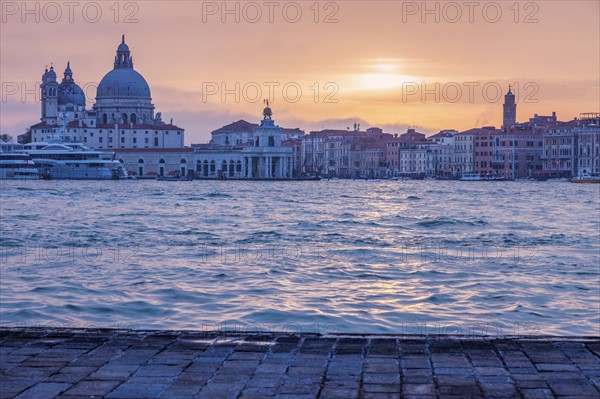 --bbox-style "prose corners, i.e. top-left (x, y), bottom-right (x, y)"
top-left (156, 171), bottom-right (192, 181)
top-left (570, 173), bottom-right (600, 183)
top-left (460, 172), bottom-right (481, 181)
top-left (156, 175), bottom-right (192, 182)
